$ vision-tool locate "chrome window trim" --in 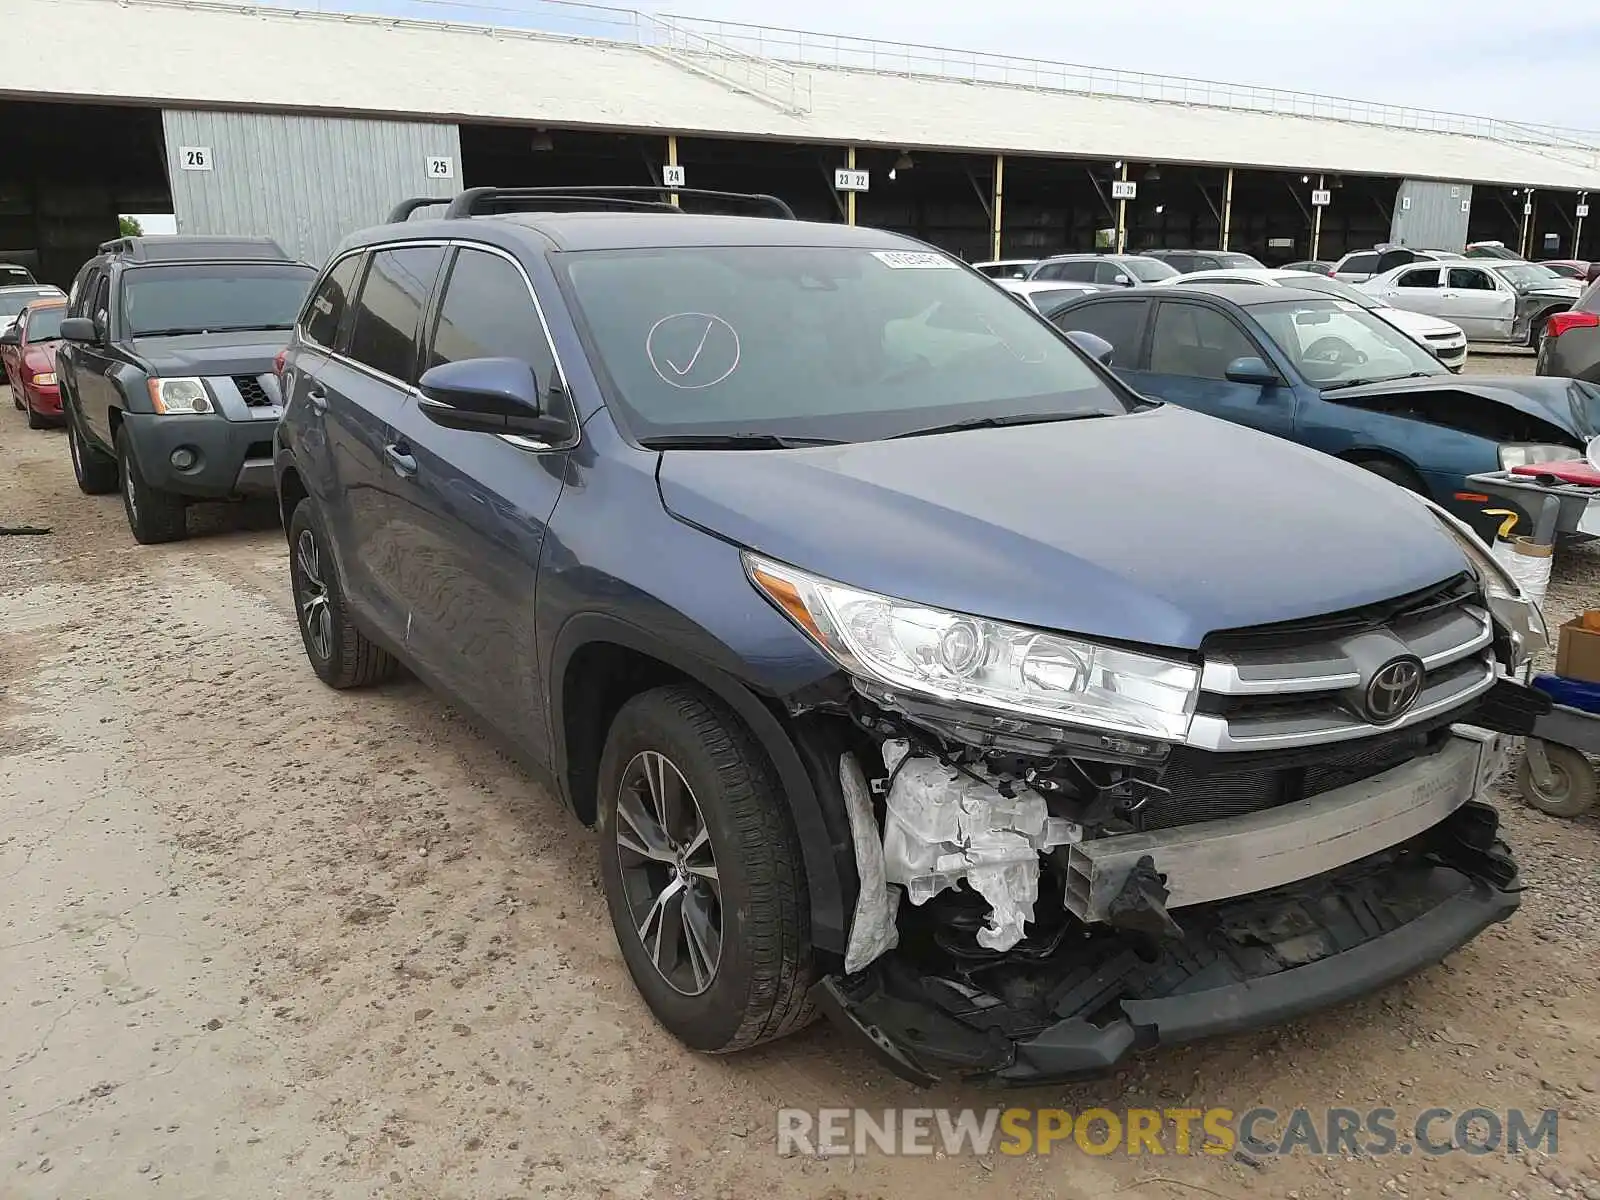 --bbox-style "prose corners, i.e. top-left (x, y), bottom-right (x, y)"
top-left (294, 236), bottom-right (577, 454)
